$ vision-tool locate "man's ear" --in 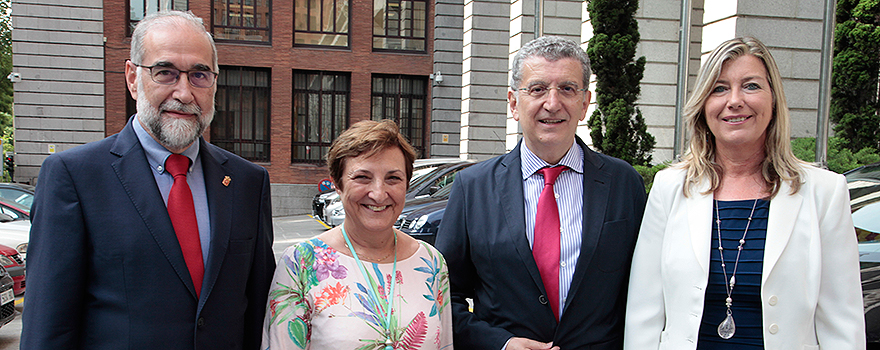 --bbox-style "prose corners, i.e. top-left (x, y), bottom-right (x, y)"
top-left (508, 90), bottom-right (520, 121)
top-left (124, 61), bottom-right (139, 100)
top-left (579, 90), bottom-right (591, 122)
